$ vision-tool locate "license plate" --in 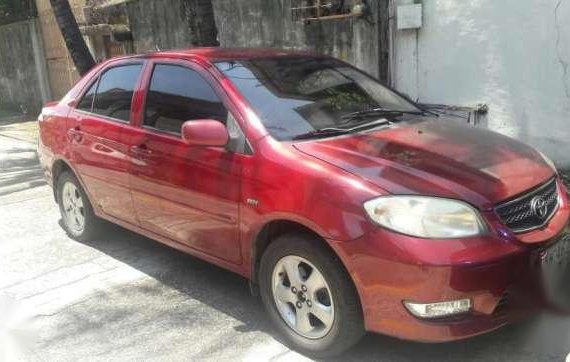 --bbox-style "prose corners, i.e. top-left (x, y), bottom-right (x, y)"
top-left (542, 233), bottom-right (570, 268)
top-left (541, 232), bottom-right (570, 308)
